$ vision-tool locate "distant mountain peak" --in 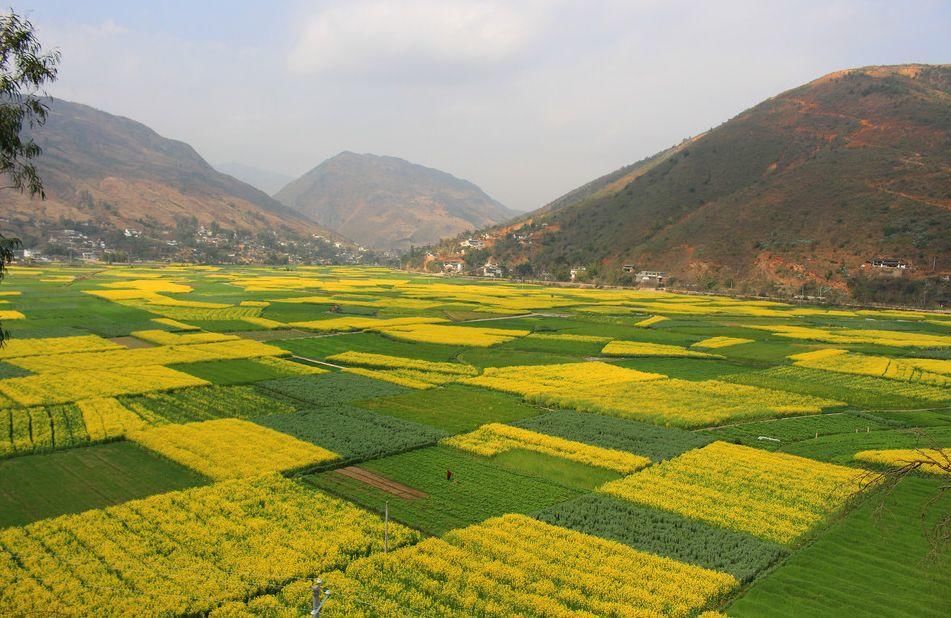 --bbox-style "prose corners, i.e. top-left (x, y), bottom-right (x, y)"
top-left (275, 152), bottom-right (515, 251)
